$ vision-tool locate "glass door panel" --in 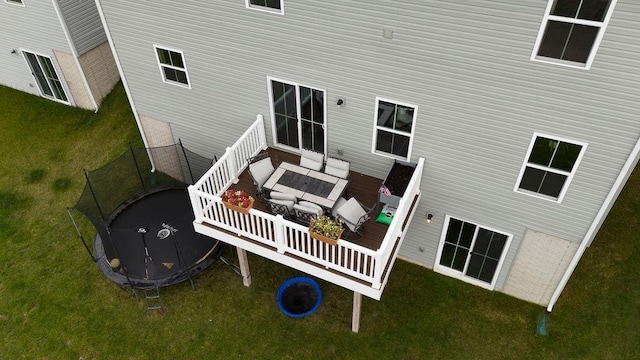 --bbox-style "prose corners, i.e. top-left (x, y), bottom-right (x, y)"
top-left (271, 80), bottom-right (299, 149)
top-left (299, 86), bottom-right (325, 153)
